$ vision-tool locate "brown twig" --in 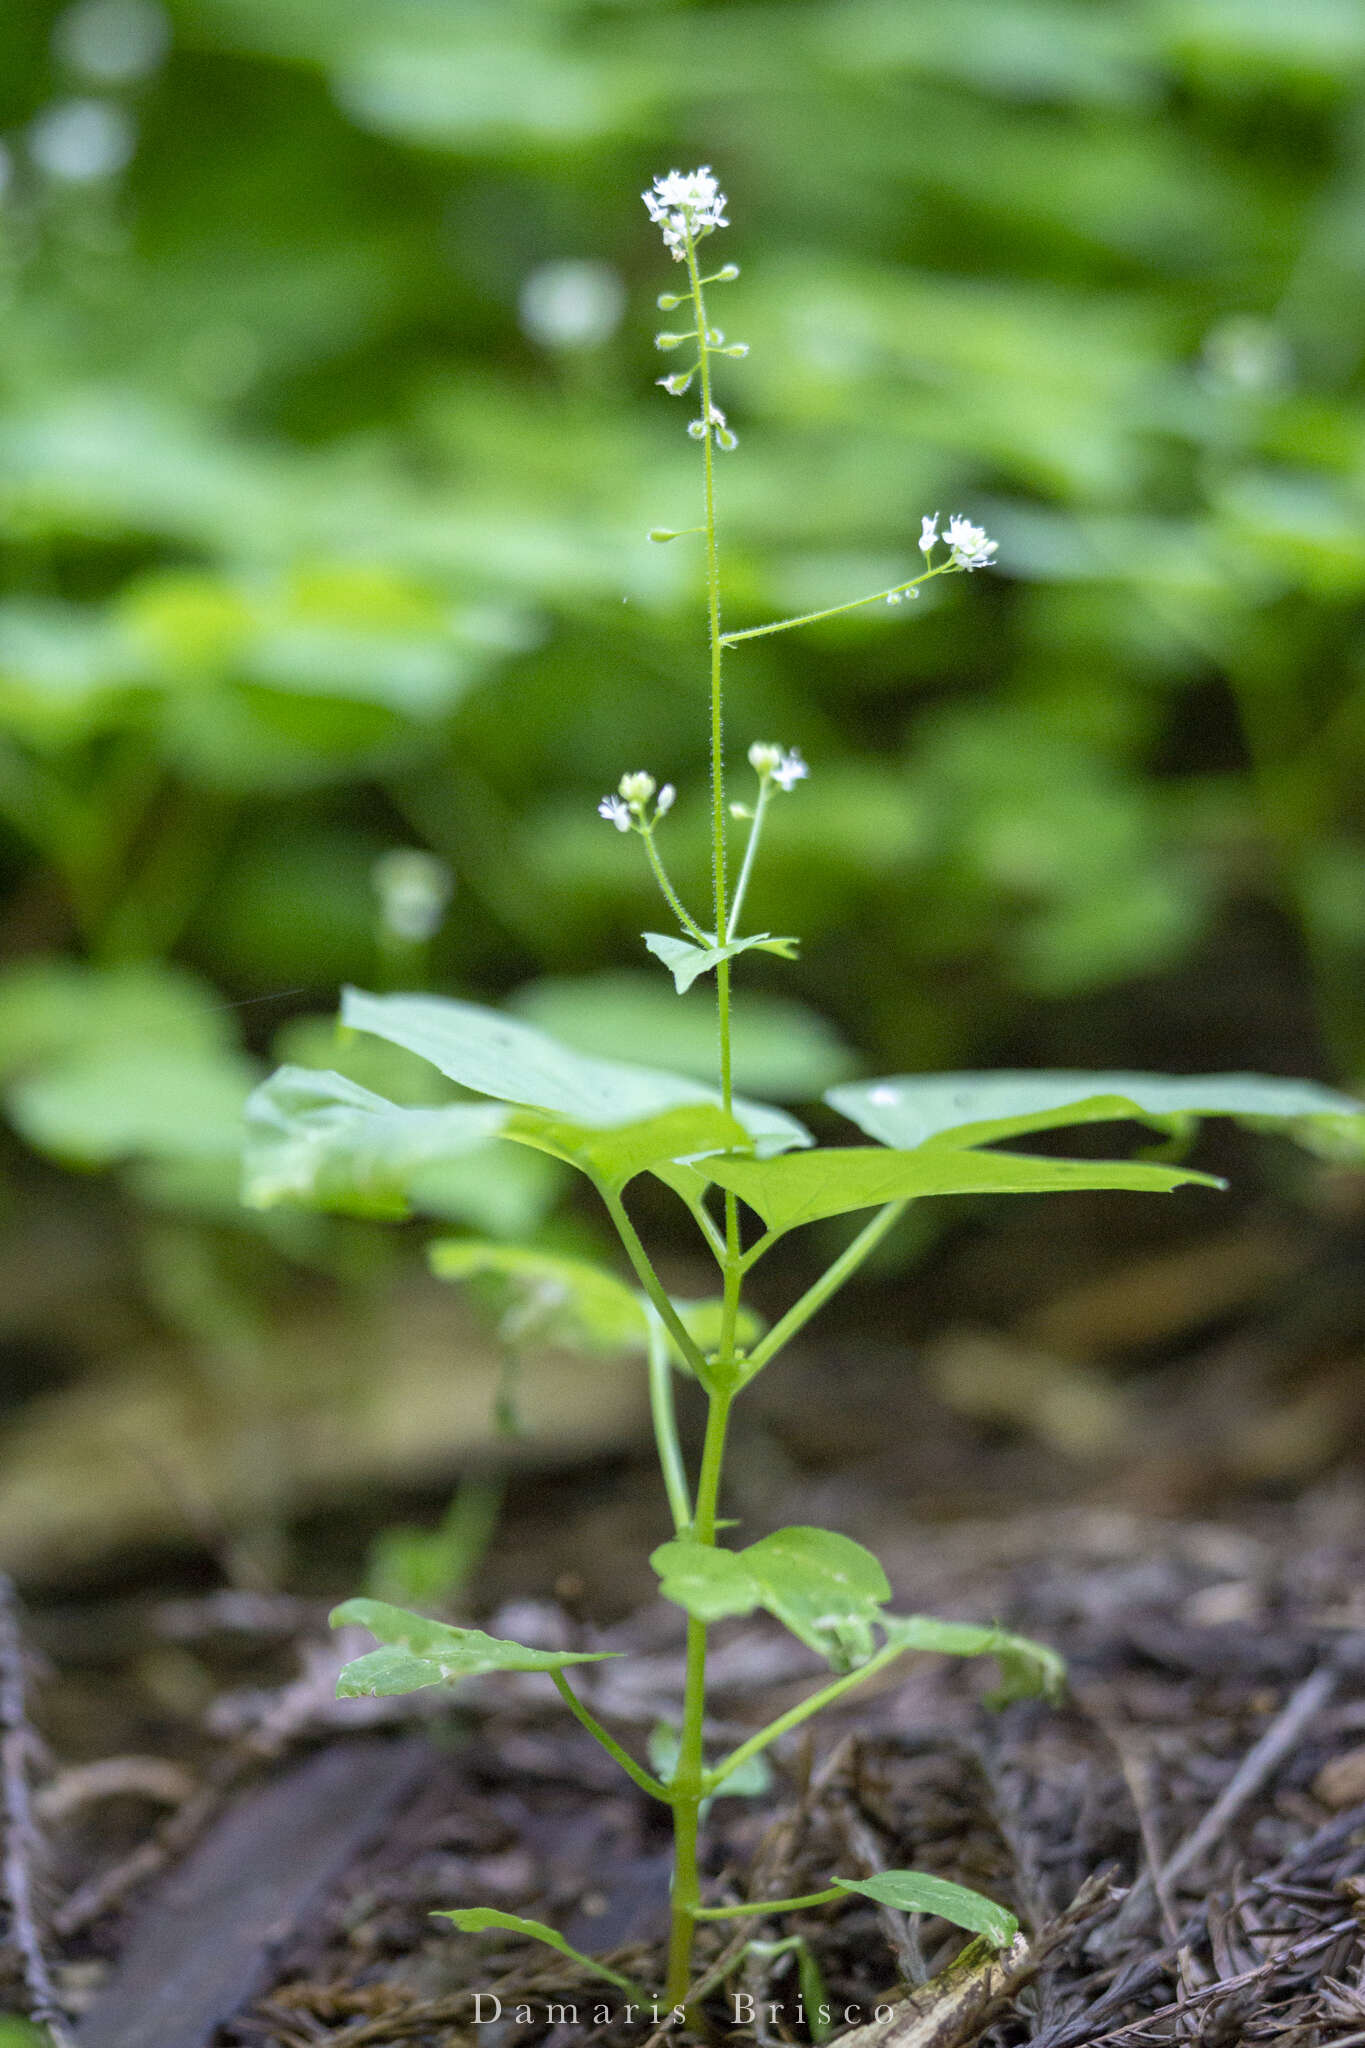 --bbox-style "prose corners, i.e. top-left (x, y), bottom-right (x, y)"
top-left (0, 1573), bottom-right (74, 2048)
